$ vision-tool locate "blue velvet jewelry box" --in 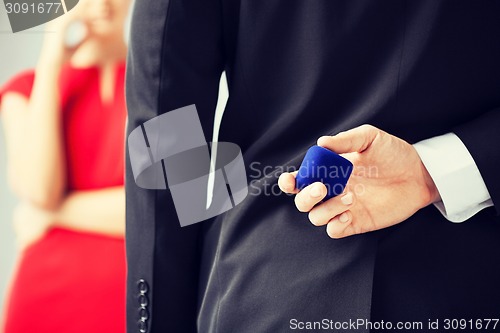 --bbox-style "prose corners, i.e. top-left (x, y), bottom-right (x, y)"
top-left (295, 145), bottom-right (353, 201)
